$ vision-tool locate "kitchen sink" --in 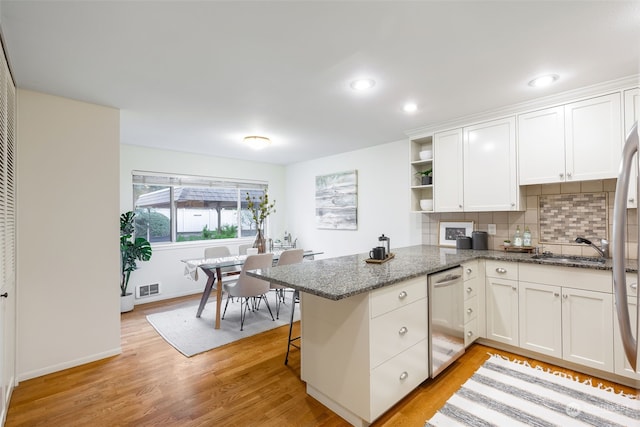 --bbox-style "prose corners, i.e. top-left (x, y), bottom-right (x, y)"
top-left (530, 253), bottom-right (606, 266)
